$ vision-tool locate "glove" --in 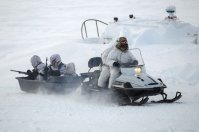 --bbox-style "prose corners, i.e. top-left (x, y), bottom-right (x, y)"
top-left (32, 69), bottom-right (38, 75)
top-left (113, 62), bottom-right (120, 67)
top-left (26, 70), bottom-right (35, 80)
top-left (132, 60), bottom-right (138, 65)
top-left (27, 70), bottom-right (32, 75)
